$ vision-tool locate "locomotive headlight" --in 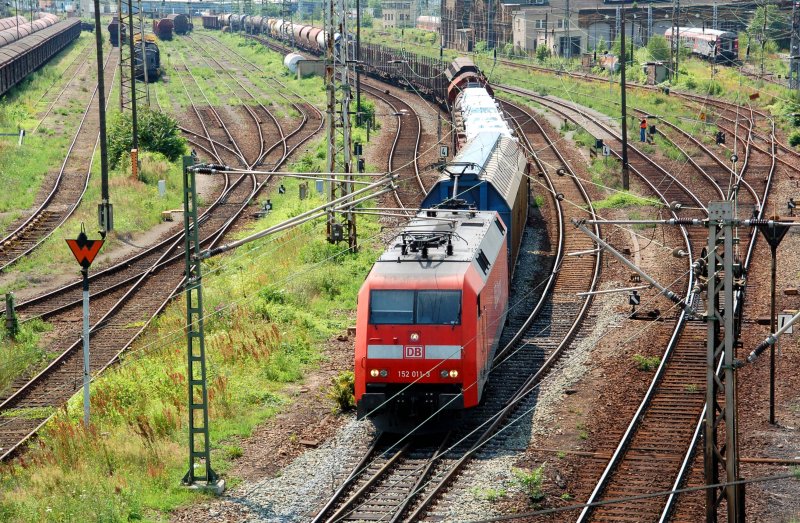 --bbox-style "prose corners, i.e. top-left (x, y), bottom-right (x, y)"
top-left (379, 369), bottom-right (388, 378)
top-left (370, 369), bottom-right (380, 378)
top-left (410, 332), bottom-right (420, 342)
top-left (440, 370), bottom-right (449, 378)
top-left (449, 370), bottom-right (459, 379)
